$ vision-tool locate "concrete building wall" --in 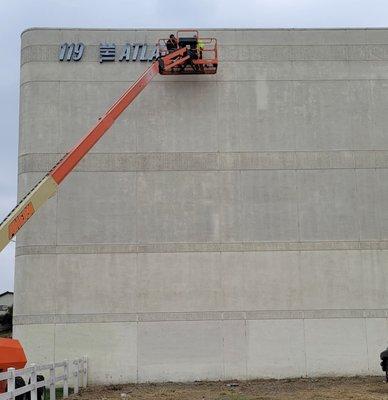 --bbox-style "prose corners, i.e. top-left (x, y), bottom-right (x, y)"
top-left (13, 28), bottom-right (388, 382)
